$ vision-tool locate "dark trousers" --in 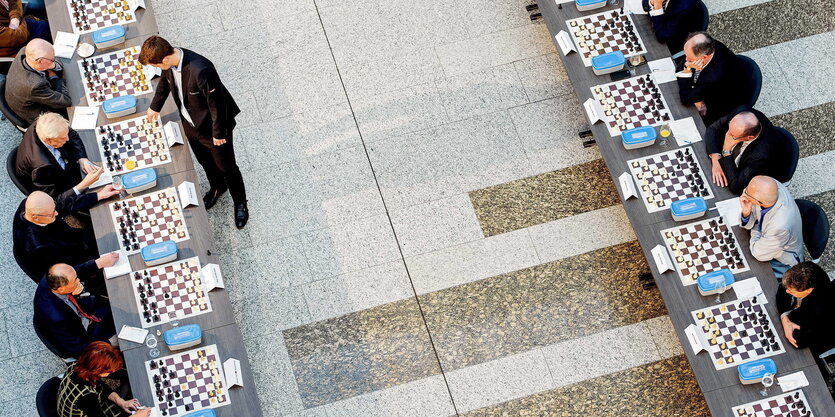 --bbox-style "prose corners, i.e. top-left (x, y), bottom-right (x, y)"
top-left (182, 122), bottom-right (247, 204)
